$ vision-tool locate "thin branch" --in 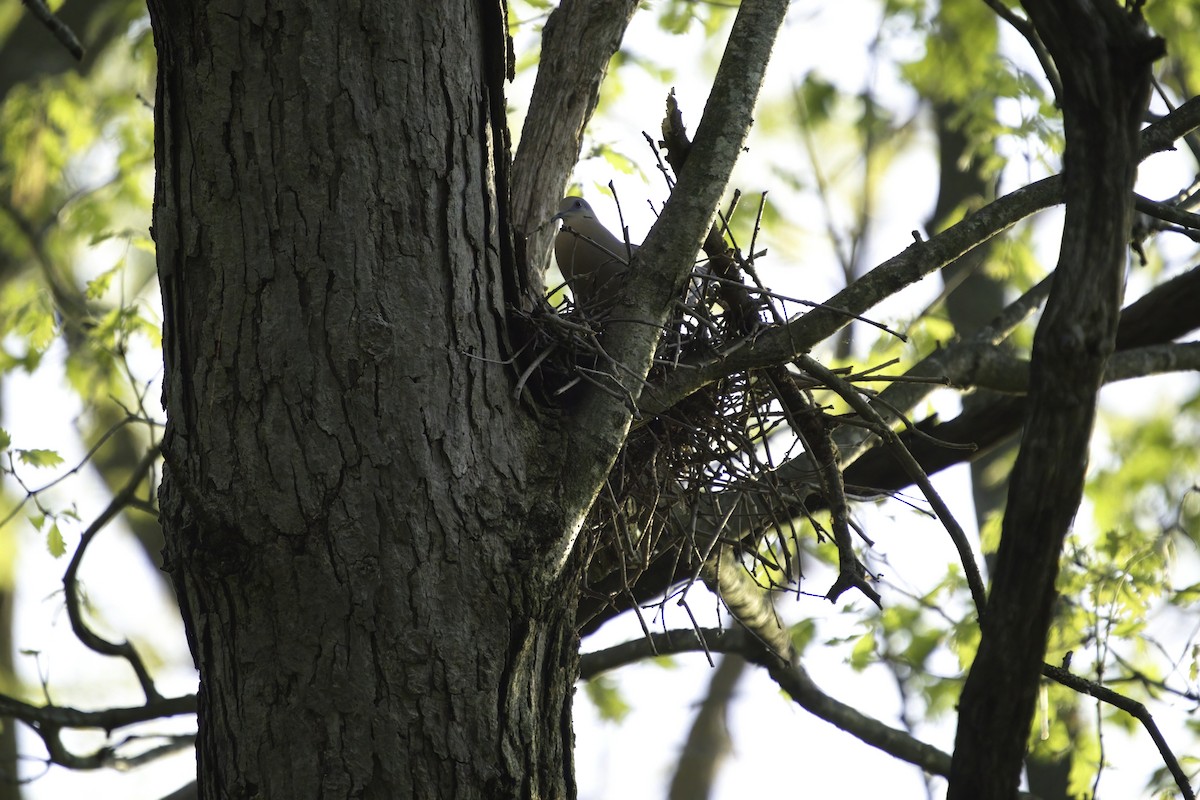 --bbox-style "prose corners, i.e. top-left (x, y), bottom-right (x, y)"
top-left (980, 0), bottom-right (1063, 101)
top-left (0, 414), bottom-right (158, 531)
top-left (797, 355), bottom-right (988, 615)
top-left (1135, 193), bottom-right (1200, 229)
top-left (19, 0), bottom-right (84, 61)
top-left (1042, 663), bottom-right (1196, 800)
top-left (0, 692), bottom-right (196, 770)
top-left (581, 626), bottom-right (954, 777)
top-left (63, 446), bottom-right (164, 703)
